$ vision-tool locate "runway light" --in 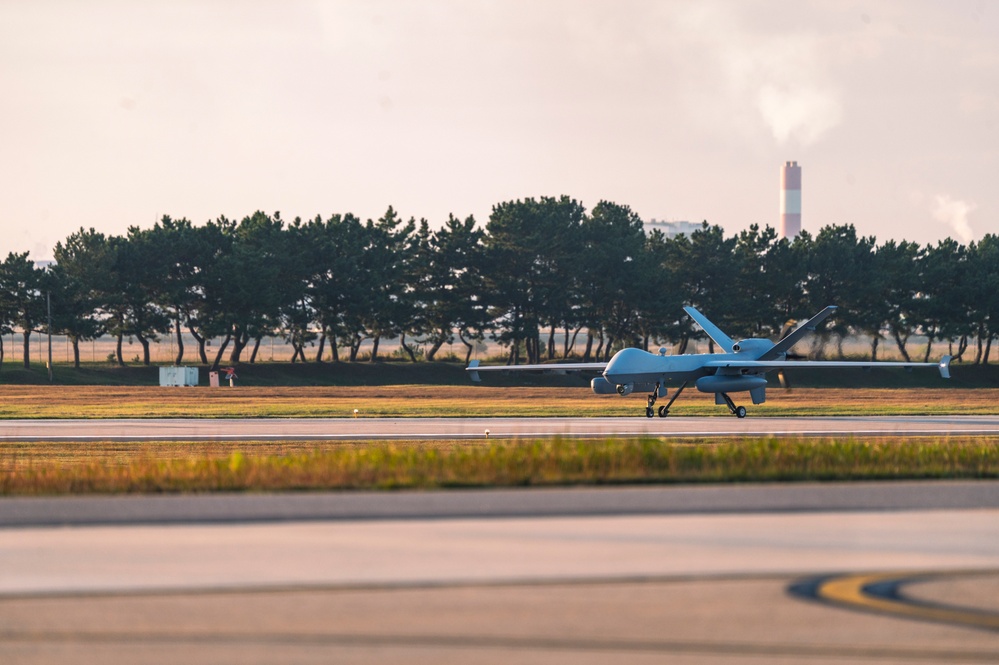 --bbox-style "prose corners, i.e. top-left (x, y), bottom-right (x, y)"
top-left (484, 429), bottom-right (490, 438)
top-left (353, 409), bottom-right (359, 418)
